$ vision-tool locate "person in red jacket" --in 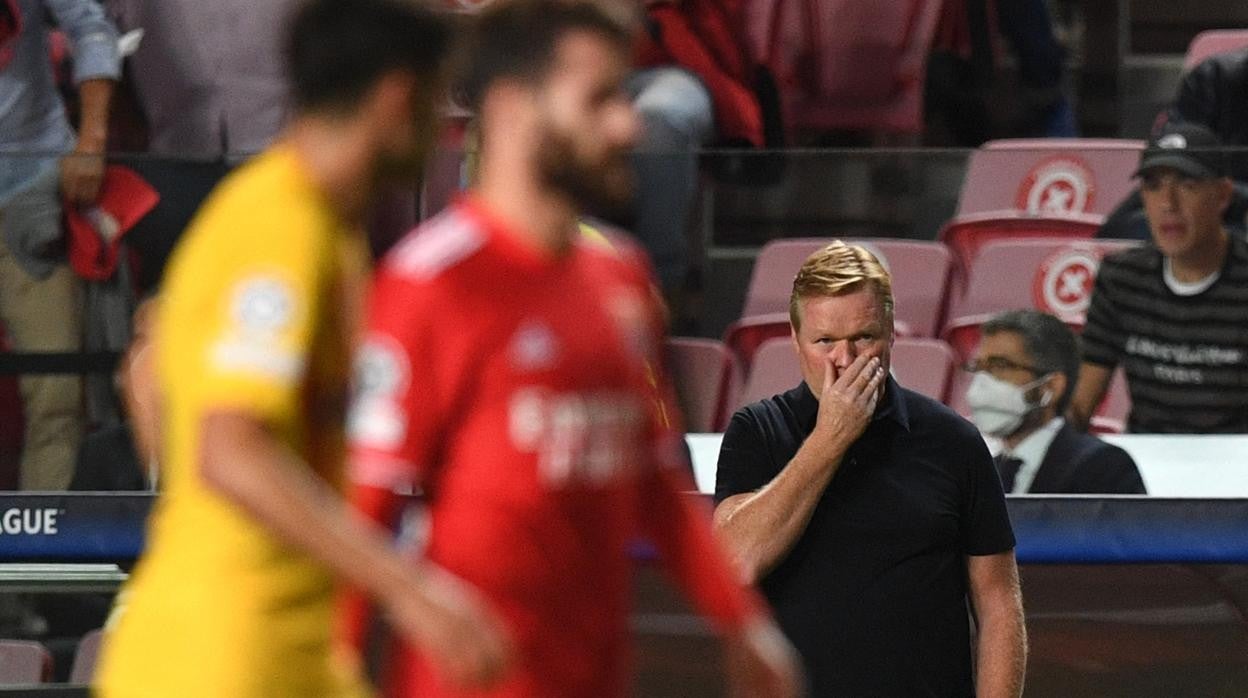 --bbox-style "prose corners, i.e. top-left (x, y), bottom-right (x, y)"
top-left (341, 2), bottom-right (801, 696)
top-left (630, 0), bottom-right (769, 322)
